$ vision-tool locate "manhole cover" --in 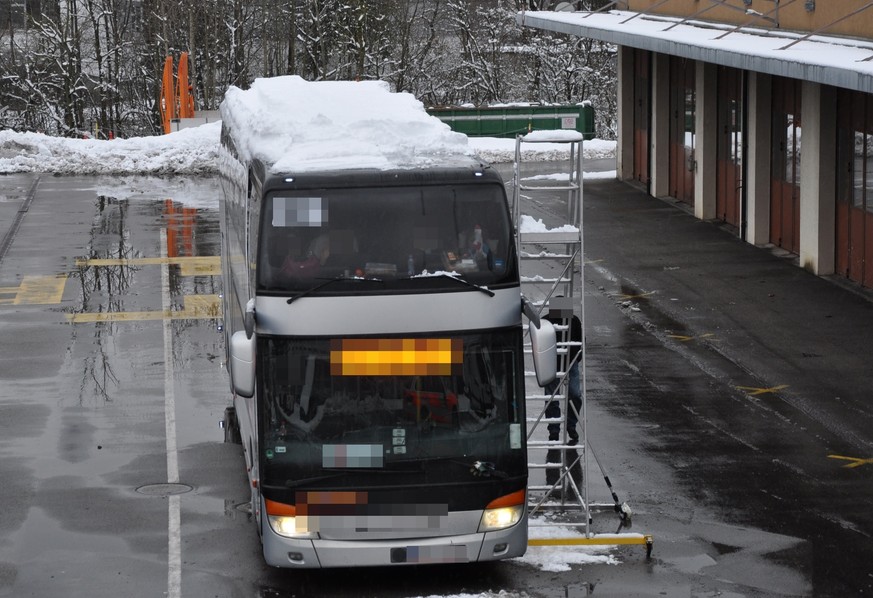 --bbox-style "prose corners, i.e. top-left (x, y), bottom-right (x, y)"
top-left (136, 483), bottom-right (193, 496)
